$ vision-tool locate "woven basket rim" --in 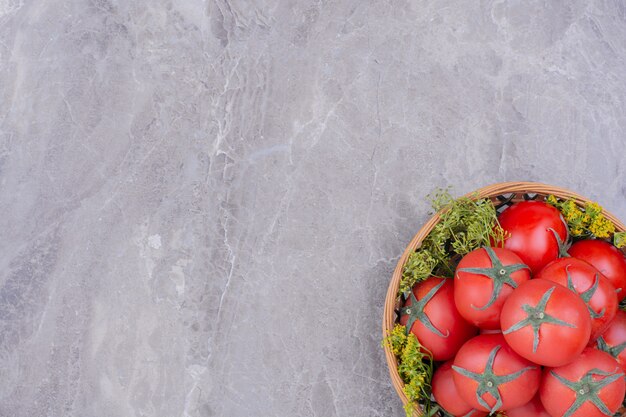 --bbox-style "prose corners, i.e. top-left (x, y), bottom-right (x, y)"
top-left (382, 181), bottom-right (626, 416)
